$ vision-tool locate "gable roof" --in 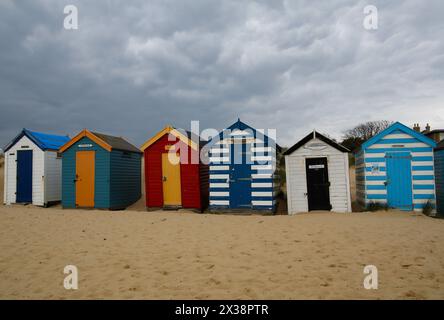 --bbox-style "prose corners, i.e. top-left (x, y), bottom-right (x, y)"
top-left (59, 129), bottom-right (141, 154)
top-left (360, 121), bottom-right (437, 151)
top-left (91, 132), bottom-right (141, 153)
top-left (206, 119), bottom-right (281, 151)
top-left (140, 126), bottom-right (200, 151)
top-left (284, 131), bottom-right (349, 155)
top-left (4, 129), bottom-right (70, 152)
